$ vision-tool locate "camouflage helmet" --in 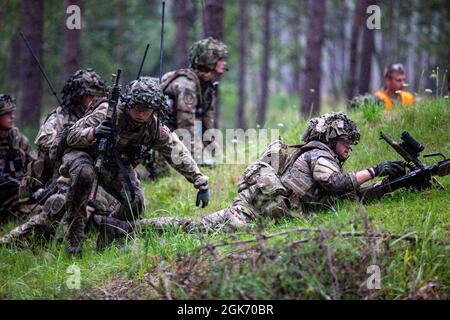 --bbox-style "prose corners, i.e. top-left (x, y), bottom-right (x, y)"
top-left (188, 37), bottom-right (228, 71)
top-left (301, 112), bottom-right (360, 145)
top-left (61, 68), bottom-right (106, 107)
top-left (123, 78), bottom-right (168, 112)
top-left (0, 93), bottom-right (16, 116)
